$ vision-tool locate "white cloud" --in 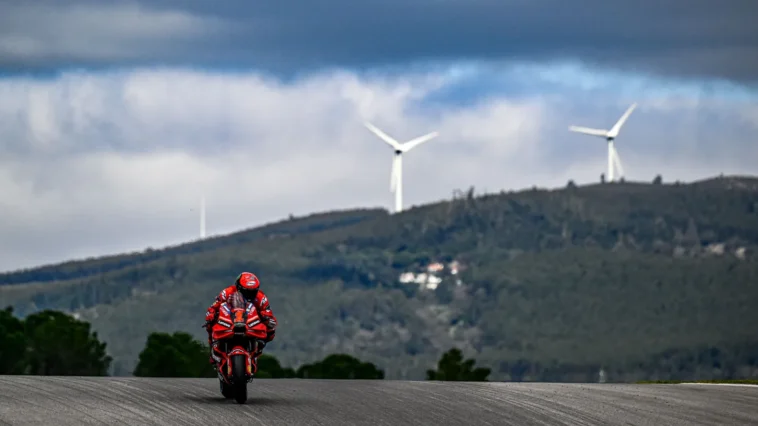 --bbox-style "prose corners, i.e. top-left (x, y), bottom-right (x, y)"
top-left (0, 67), bottom-right (756, 272)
